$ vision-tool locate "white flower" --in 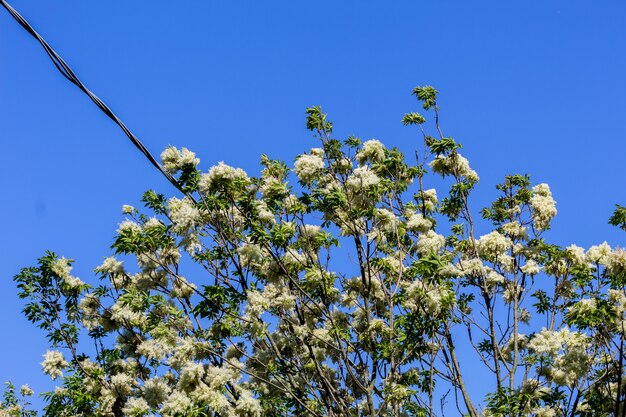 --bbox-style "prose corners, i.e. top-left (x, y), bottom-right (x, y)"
top-left (51, 257), bottom-right (85, 287)
top-left (161, 146), bottom-right (199, 174)
top-left (429, 153), bottom-right (479, 182)
top-left (122, 397), bottom-right (150, 416)
top-left (476, 231), bottom-right (512, 262)
top-left (356, 139), bottom-right (386, 165)
top-left (200, 162), bottom-right (249, 193)
top-left (117, 219), bottom-right (142, 234)
top-left (160, 390), bottom-right (193, 416)
top-left (144, 377), bottom-right (171, 407)
top-left (137, 338), bottom-right (170, 361)
top-left (346, 166), bottom-right (380, 192)
top-left (168, 197), bottom-right (200, 232)
top-left (375, 208), bottom-right (398, 234)
top-left (96, 256), bottom-right (124, 275)
top-left (416, 230), bottom-right (446, 255)
top-left (237, 240), bottom-right (265, 268)
top-left (122, 204), bottom-right (135, 214)
top-left (235, 389), bottom-right (262, 417)
top-left (41, 350), bottom-right (68, 380)
top-left (608, 248), bottom-right (626, 275)
top-left (457, 258), bottom-right (487, 277)
top-left (586, 241), bottom-right (612, 265)
top-left (566, 244), bottom-right (588, 268)
top-left (533, 406), bottom-right (558, 417)
top-left (20, 385), bottom-right (33, 397)
top-left (294, 152), bottom-right (325, 184)
top-left (406, 212), bottom-right (432, 233)
top-left (501, 221), bottom-right (527, 239)
top-left (520, 259), bottom-right (541, 275)
top-left (530, 183), bottom-right (557, 231)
